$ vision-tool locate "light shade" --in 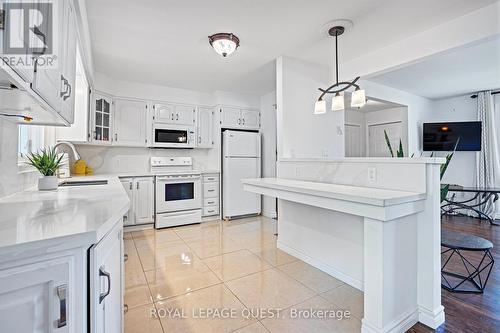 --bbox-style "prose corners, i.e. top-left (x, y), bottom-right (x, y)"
top-left (208, 33), bottom-right (240, 57)
top-left (351, 89), bottom-right (366, 108)
top-left (331, 93), bottom-right (344, 111)
top-left (314, 99), bottom-right (326, 114)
